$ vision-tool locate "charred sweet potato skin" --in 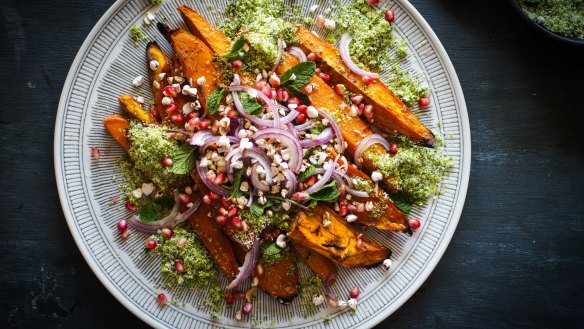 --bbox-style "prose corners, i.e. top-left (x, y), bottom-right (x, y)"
top-left (118, 94), bottom-right (157, 124)
top-left (289, 205), bottom-right (389, 268)
top-left (295, 27), bottom-right (435, 147)
top-left (102, 114), bottom-right (131, 152)
top-left (293, 242), bottom-right (338, 284)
